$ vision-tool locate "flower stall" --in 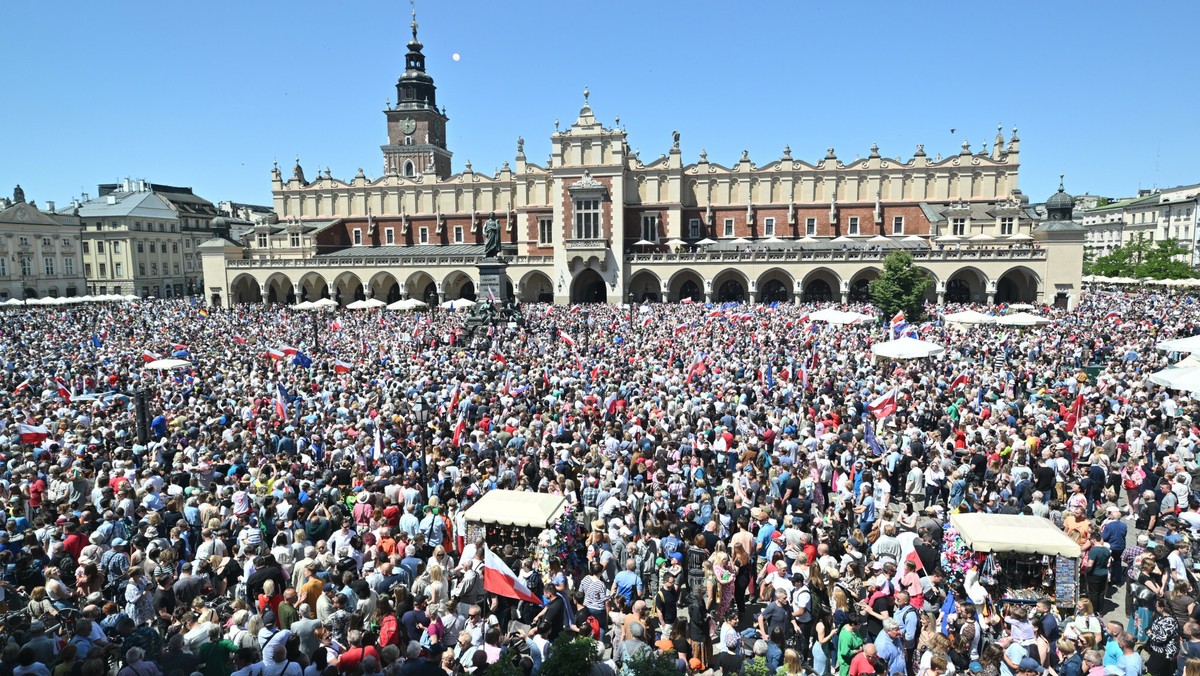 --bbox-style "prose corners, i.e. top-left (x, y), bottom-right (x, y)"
top-left (945, 513), bottom-right (1082, 609)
